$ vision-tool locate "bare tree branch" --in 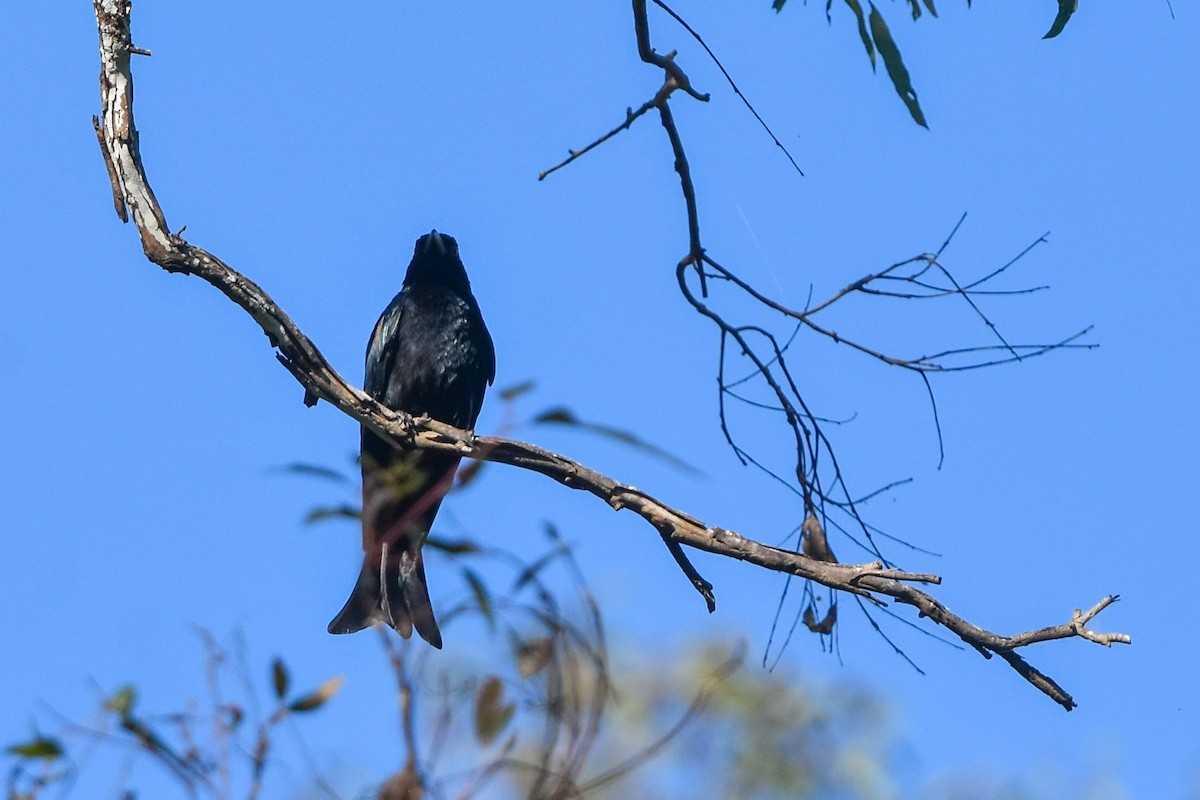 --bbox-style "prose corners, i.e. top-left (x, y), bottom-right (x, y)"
top-left (649, 0), bottom-right (804, 176)
top-left (538, 92), bottom-right (662, 182)
top-left (93, 0), bottom-right (1127, 711)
